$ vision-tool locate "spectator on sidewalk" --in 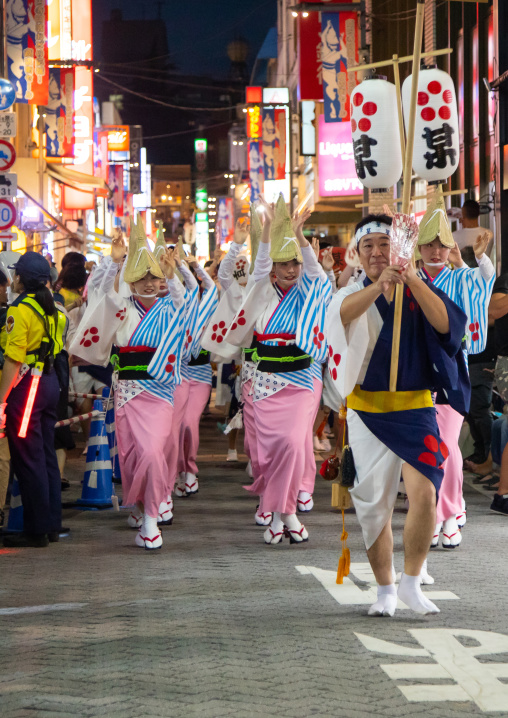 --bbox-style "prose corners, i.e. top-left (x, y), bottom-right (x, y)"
top-left (486, 271), bottom-right (508, 515)
top-left (453, 199), bottom-right (493, 256)
top-left (0, 270), bottom-right (9, 527)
